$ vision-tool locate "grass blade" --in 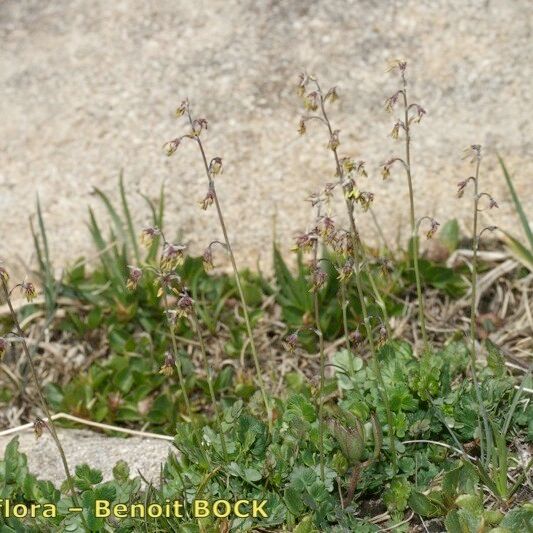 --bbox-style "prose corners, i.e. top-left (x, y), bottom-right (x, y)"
top-left (119, 172), bottom-right (141, 264)
top-left (499, 156), bottom-right (533, 252)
